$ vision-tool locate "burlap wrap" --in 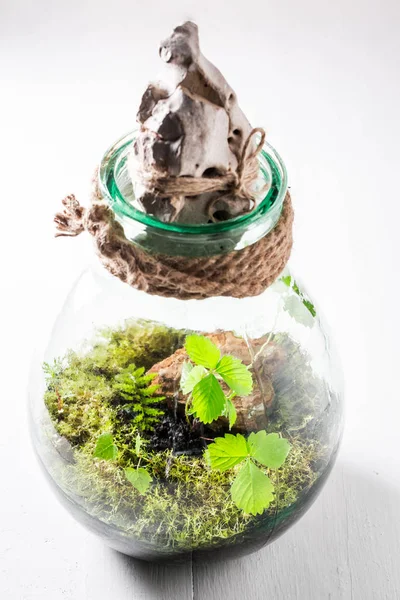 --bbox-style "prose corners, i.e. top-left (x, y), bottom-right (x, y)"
top-left (55, 184), bottom-right (294, 300)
